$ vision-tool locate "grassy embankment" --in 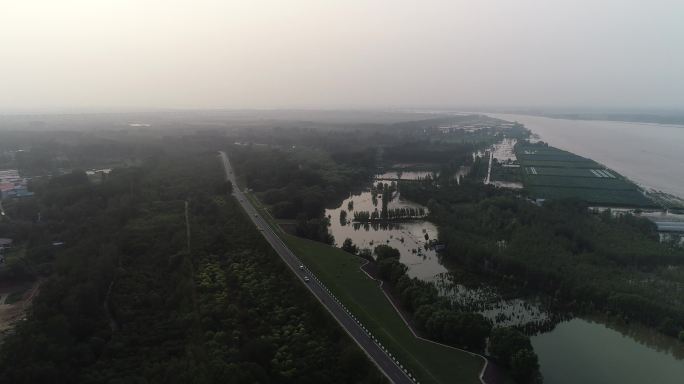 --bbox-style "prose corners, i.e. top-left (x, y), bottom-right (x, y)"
top-left (245, 192), bottom-right (485, 384)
